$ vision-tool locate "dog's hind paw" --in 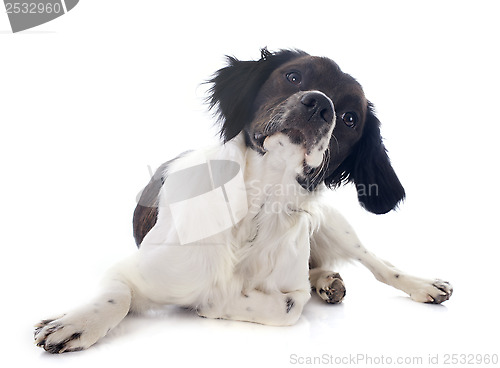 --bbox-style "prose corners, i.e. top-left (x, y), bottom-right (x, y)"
top-left (313, 272), bottom-right (346, 304)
